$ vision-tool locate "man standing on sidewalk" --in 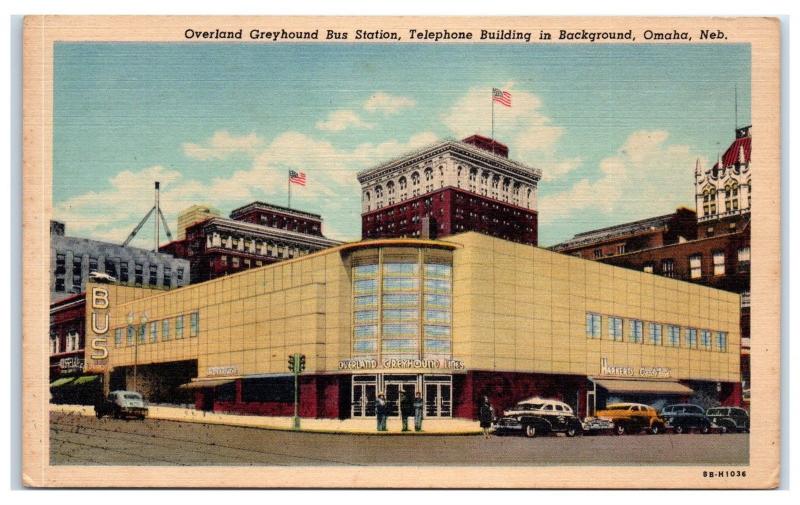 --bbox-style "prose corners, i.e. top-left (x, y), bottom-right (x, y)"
top-left (400, 389), bottom-right (414, 432)
top-left (376, 393), bottom-right (387, 432)
top-left (413, 392), bottom-right (424, 432)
